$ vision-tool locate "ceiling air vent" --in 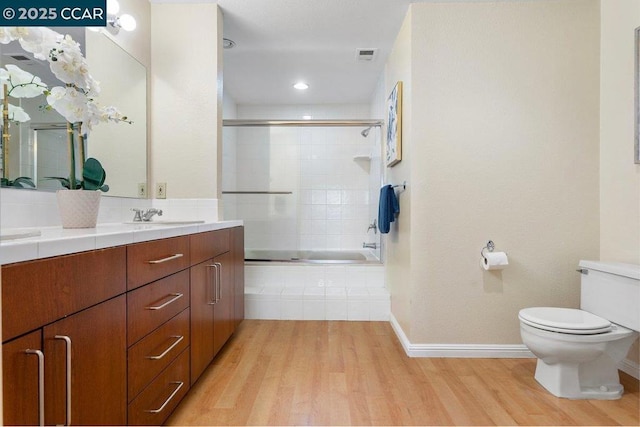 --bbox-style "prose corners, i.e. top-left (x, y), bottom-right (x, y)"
top-left (356, 48), bottom-right (377, 61)
top-left (9, 54), bottom-right (30, 61)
